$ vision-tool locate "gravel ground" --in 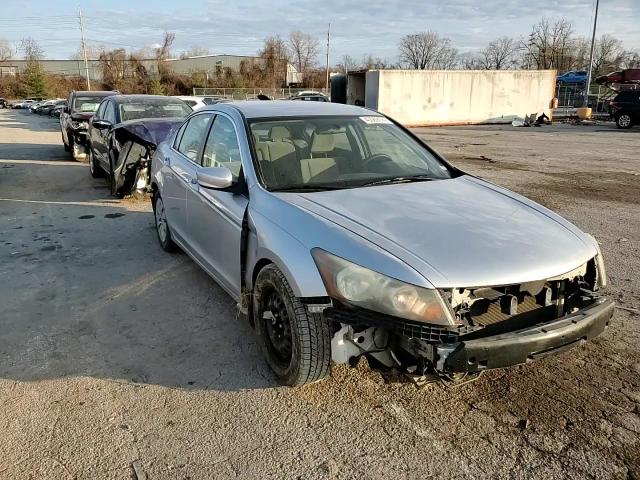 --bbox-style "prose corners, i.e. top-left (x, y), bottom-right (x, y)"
top-left (0, 110), bottom-right (638, 480)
